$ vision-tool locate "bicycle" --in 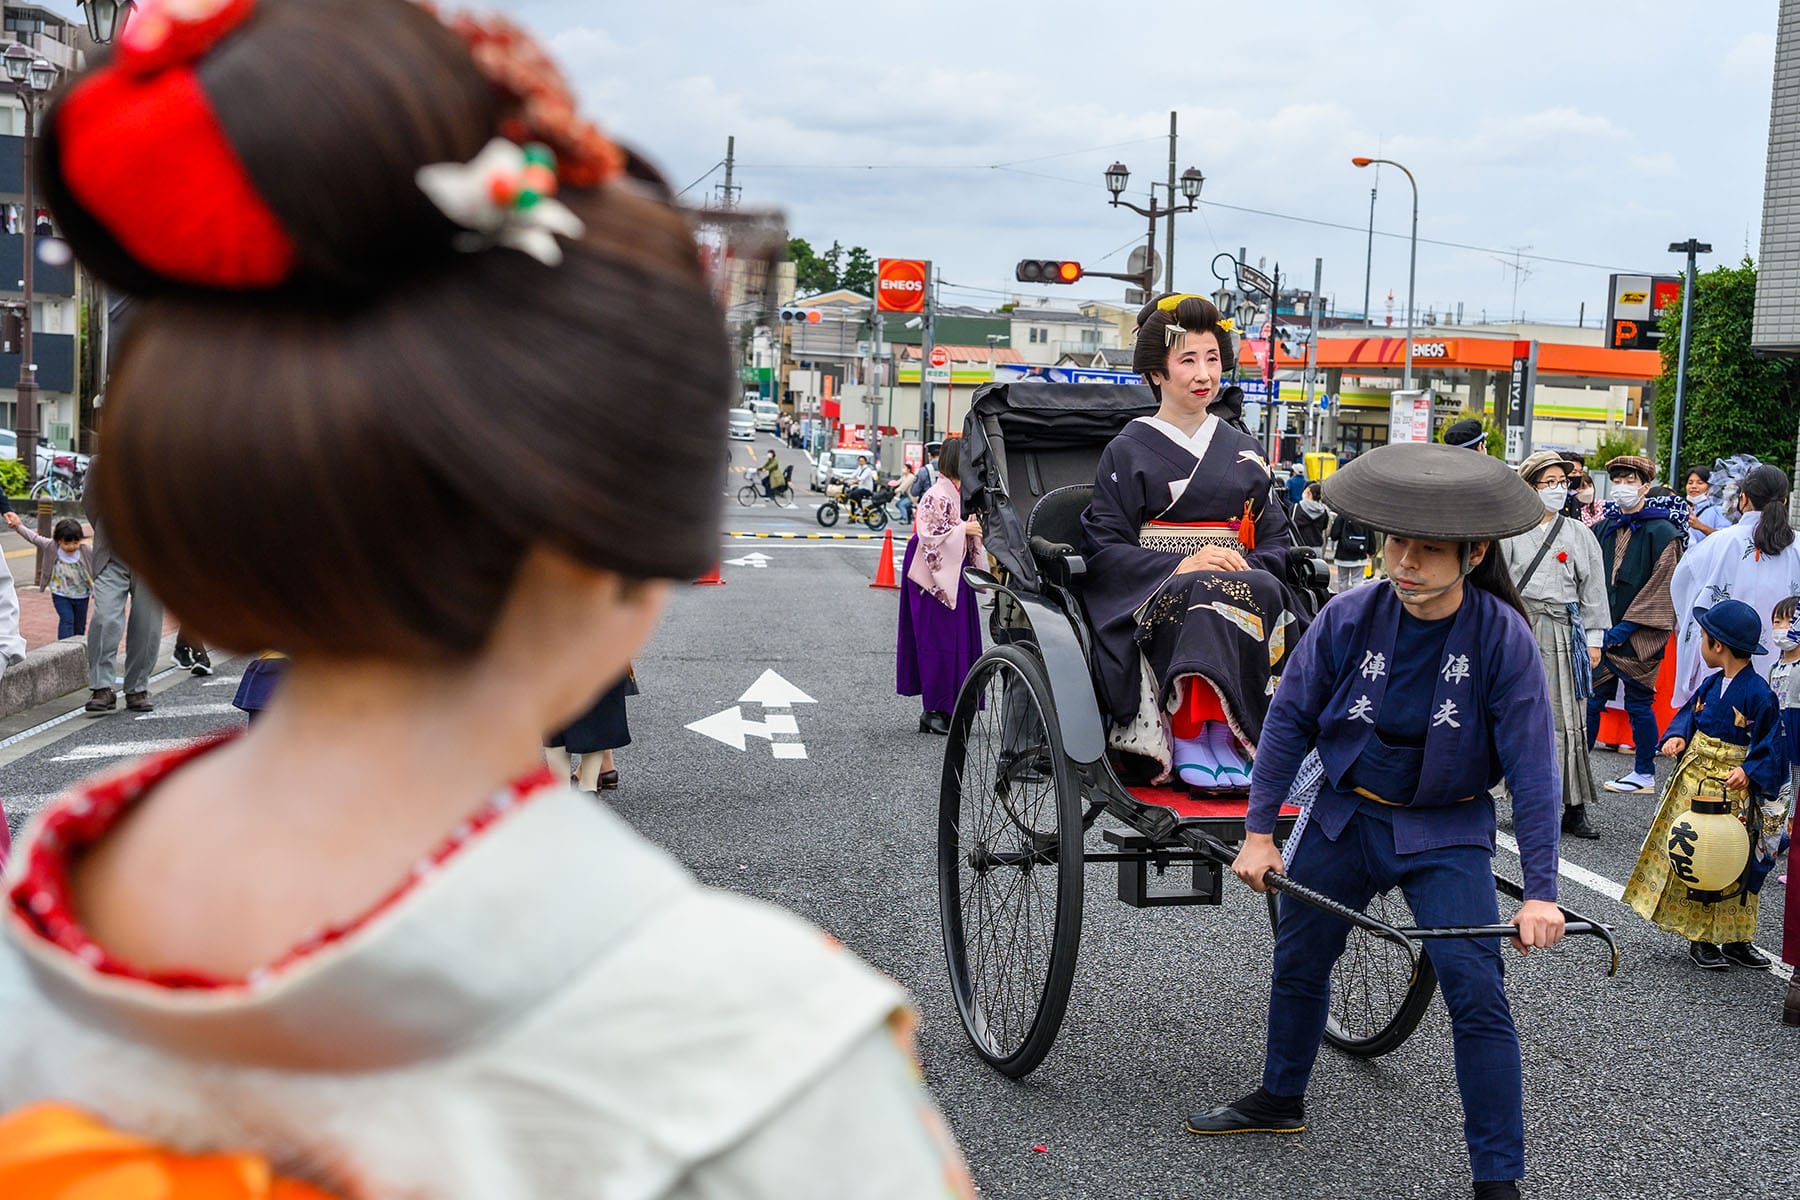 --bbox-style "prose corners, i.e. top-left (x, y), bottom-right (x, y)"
top-left (28, 455), bottom-right (83, 503)
top-left (736, 467), bottom-right (795, 508)
top-left (816, 484), bottom-right (892, 531)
